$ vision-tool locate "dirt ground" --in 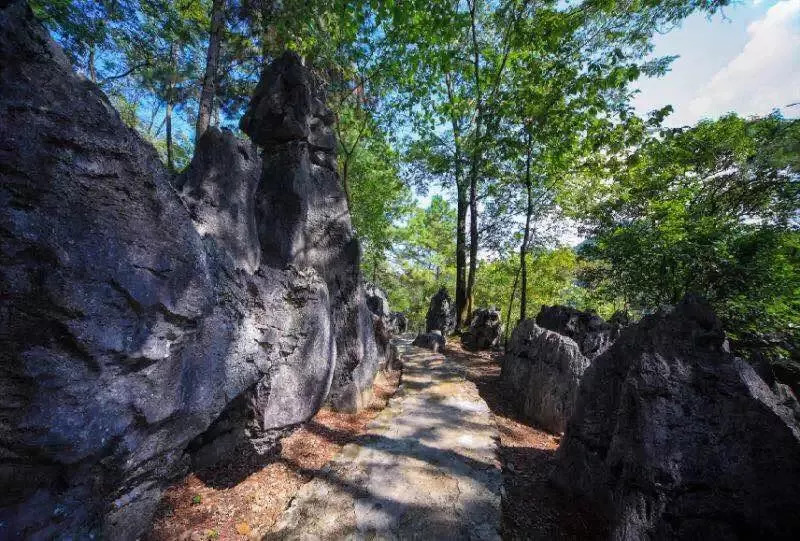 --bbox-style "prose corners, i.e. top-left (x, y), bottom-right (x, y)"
top-left (146, 369), bottom-right (401, 541)
top-left (448, 341), bottom-right (607, 540)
